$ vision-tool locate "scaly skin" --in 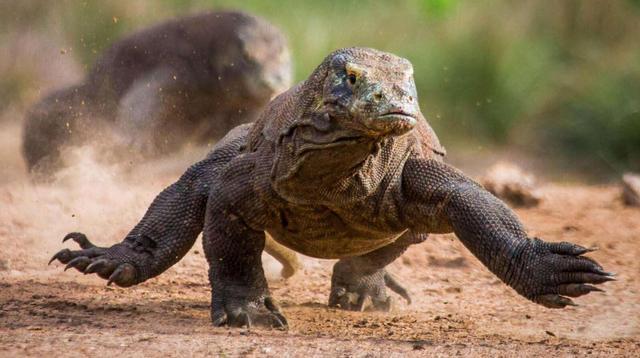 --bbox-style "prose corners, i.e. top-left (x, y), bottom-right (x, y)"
top-left (50, 48), bottom-right (612, 329)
